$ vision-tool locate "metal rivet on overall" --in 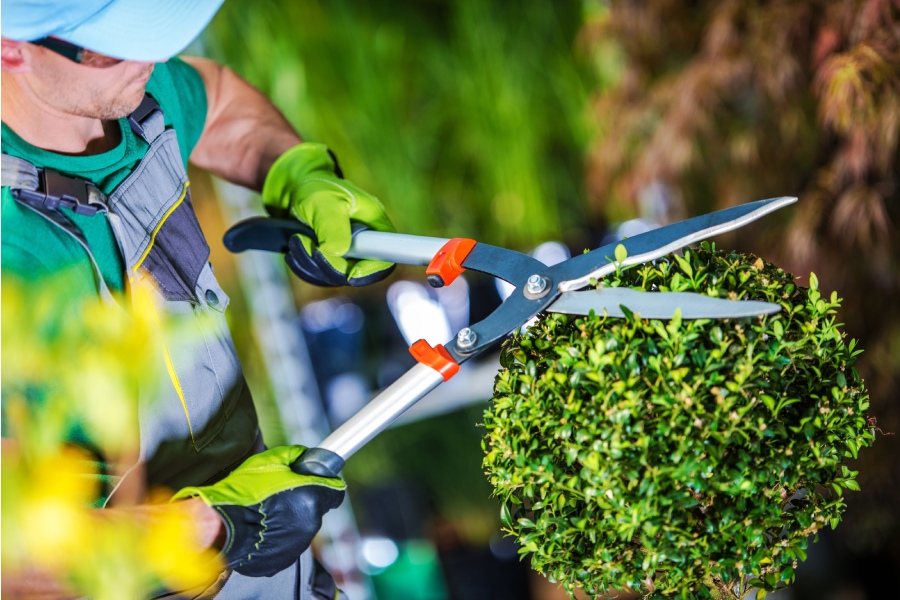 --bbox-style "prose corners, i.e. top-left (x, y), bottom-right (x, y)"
top-left (205, 289), bottom-right (220, 307)
top-left (525, 274), bottom-right (547, 295)
top-left (456, 327), bottom-right (477, 350)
